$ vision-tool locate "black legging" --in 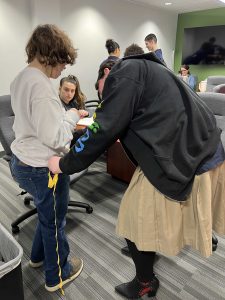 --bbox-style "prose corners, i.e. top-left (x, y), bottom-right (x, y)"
top-left (126, 239), bottom-right (156, 282)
